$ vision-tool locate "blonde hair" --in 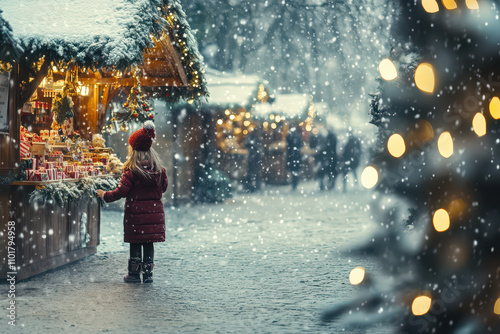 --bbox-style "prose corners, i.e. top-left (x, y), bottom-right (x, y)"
top-left (123, 145), bottom-right (164, 181)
